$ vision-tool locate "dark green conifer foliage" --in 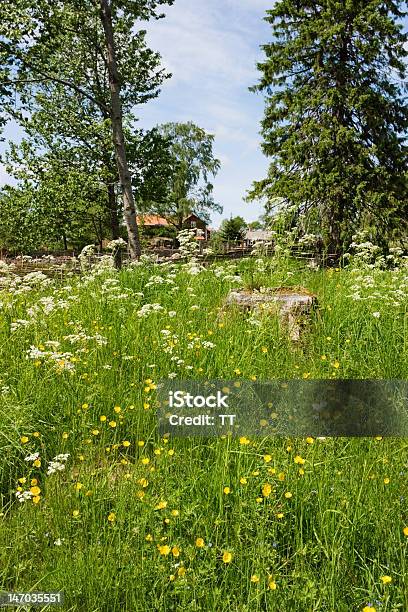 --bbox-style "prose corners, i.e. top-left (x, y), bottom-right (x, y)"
top-left (250, 0), bottom-right (407, 252)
